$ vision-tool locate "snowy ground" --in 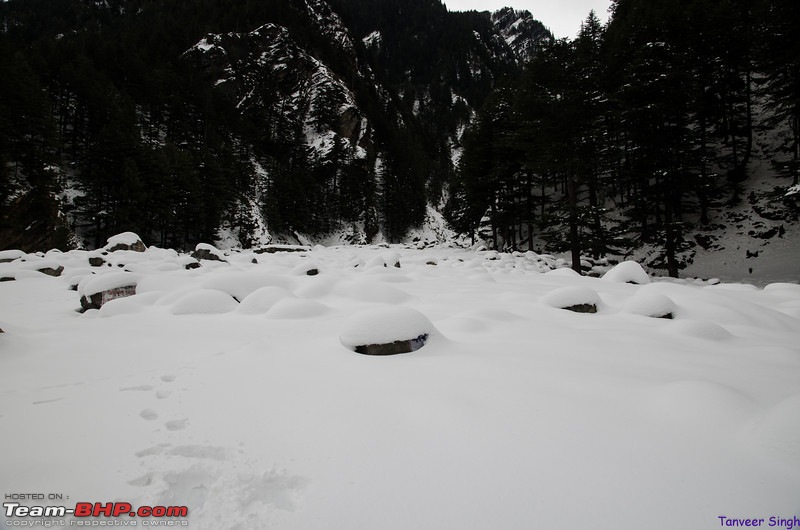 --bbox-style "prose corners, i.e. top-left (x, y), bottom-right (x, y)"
top-left (1, 242), bottom-right (799, 530)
